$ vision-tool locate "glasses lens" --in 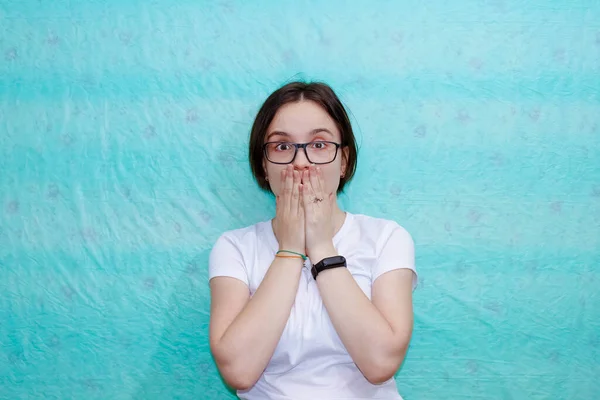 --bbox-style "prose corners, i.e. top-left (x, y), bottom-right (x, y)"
top-left (265, 141), bottom-right (338, 164)
top-left (306, 141), bottom-right (337, 164)
top-left (265, 142), bottom-right (295, 163)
